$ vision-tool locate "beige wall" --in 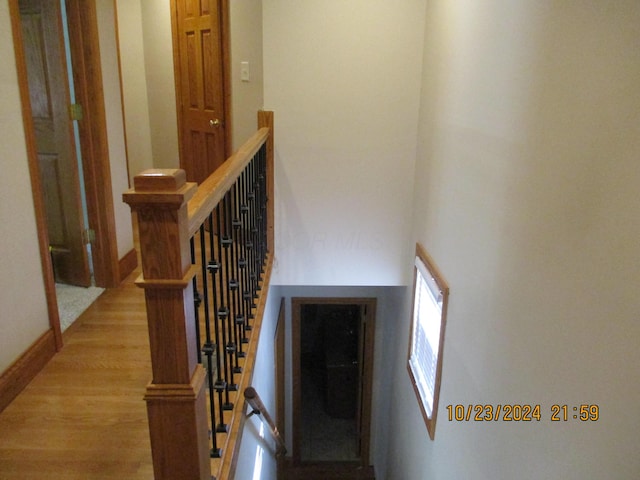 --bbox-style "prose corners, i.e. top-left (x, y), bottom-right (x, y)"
top-left (230, 0), bottom-right (264, 150)
top-left (264, 0), bottom-right (427, 286)
top-left (118, 0), bottom-right (179, 175)
top-left (386, 1), bottom-right (640, 478)
top-left (0, 2), bottom-right (50, 373)
top-left (139, 0), bottom-right (180, 170)
top-left (96, 0), bottom-right (133, 259)
top-left (115, 0), bottom-right (153, 180)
